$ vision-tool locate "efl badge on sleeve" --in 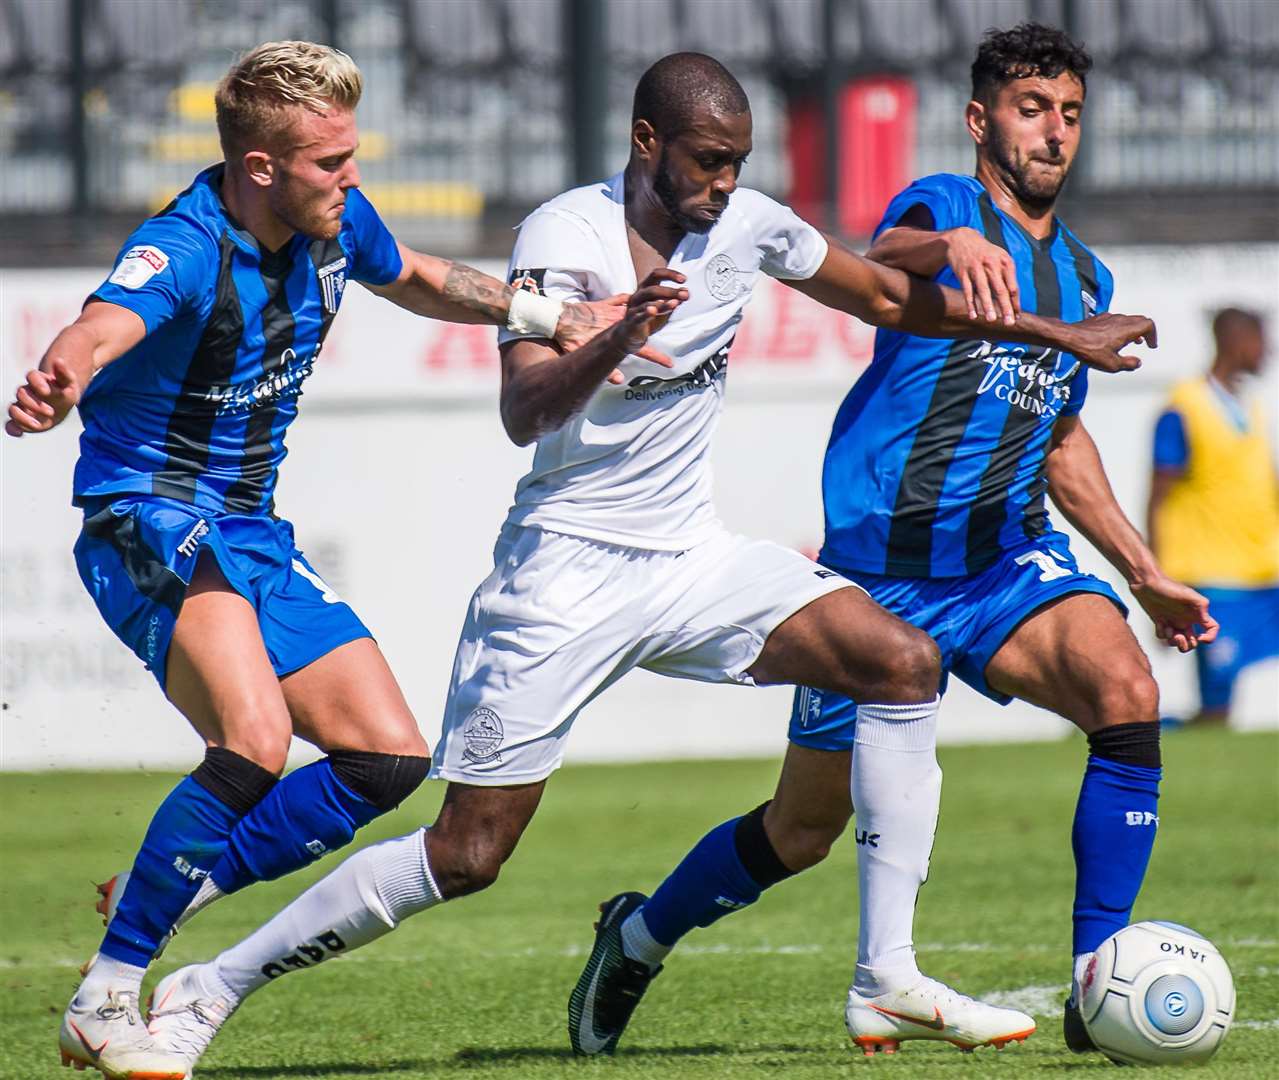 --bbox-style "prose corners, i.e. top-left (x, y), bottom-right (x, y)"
top-left (108, 245), bottom-right (170, 289)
